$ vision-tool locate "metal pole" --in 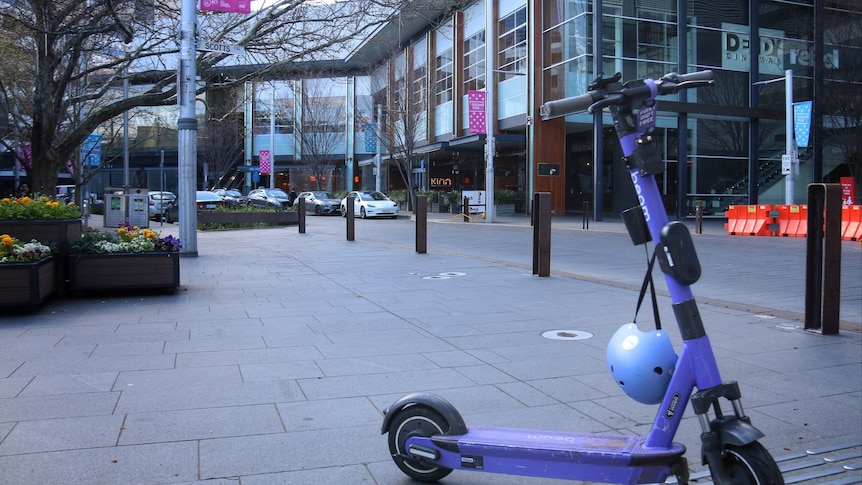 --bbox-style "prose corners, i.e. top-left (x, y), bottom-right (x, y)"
top-left (484, 0), bottom-right (495, 223)
top-left (123, 73), bottom-right (130, 191)
top-left (270, 84), bottom-right (276, 190)
top-left (177, 0), bottom-right (198, 255)
top-left (785, 69), bottom-right (794, 205)
top-left (160, 149), bottom-right (165, 227)
top-left (376, 104), bottom-right (383, 192)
